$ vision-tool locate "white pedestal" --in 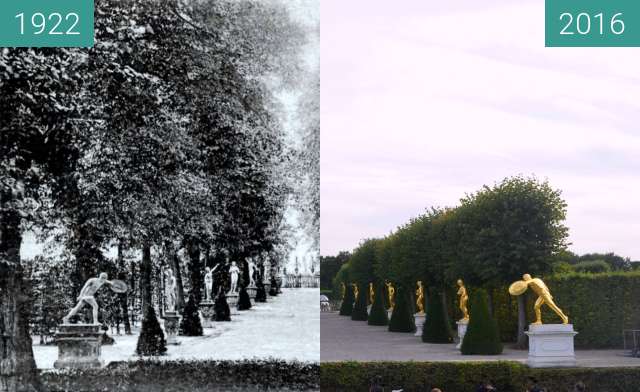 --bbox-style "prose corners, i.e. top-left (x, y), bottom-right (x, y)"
top-left (163, 312), bottom-right (181, 345)
top-left (526, 324), bottom-right (577, 368)
top-left (387, 309), bottom-right (393, 319)
top-left (414, 314), bottom-right (425, 337)
top-left (54, 324), bottom-right (103, 369)
top-left (367, 305), bottom-right (372, 315)
top-left (456, 320), bottom-right (468, 349)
